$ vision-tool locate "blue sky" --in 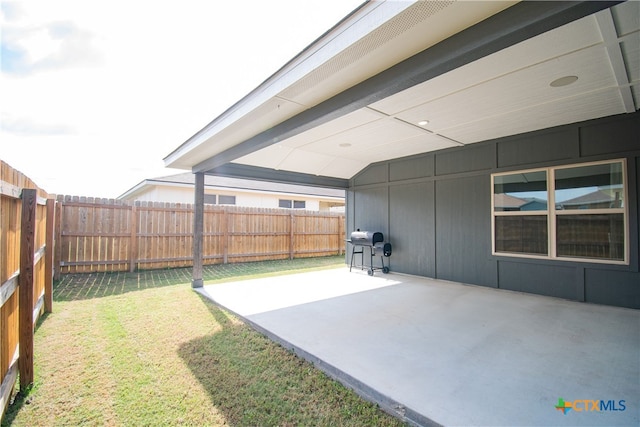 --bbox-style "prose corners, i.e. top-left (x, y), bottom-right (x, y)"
top-left (0, 0), bottom-right (362, 197)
